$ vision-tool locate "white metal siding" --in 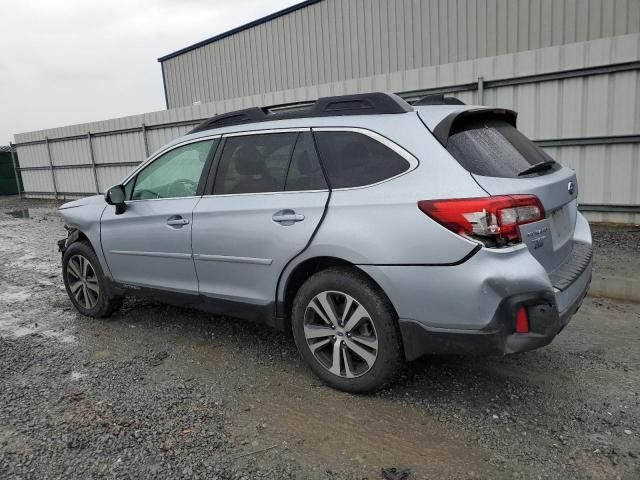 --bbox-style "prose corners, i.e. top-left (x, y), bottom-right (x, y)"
top-left (49, 138), bottom-right (90, 166)
top-left (92, 133), bottom-right (146, 165)
top-left (96, 165), bottom-right (133, 192)
top-left (160, 0), bottom-right (640, 109)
